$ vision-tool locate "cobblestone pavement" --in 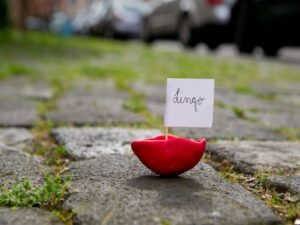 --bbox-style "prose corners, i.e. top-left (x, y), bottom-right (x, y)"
top-left (0, 77), bottom-right (299, 225)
